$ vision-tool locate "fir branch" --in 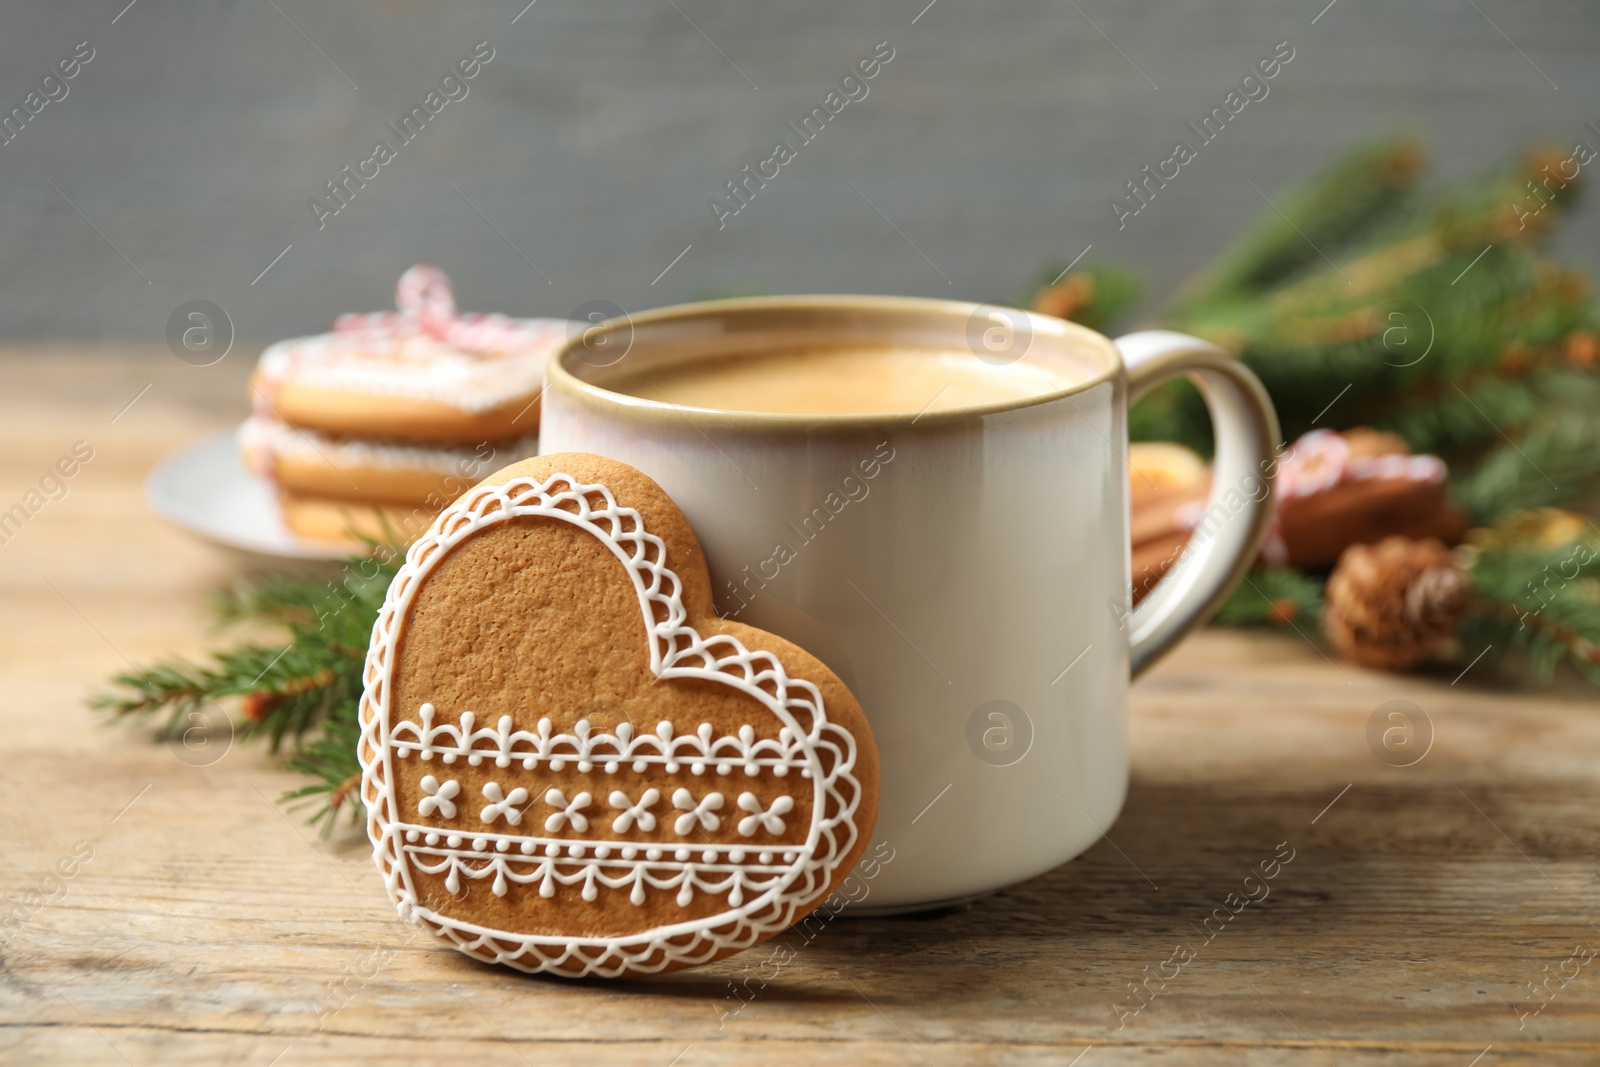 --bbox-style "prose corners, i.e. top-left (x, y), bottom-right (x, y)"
top-left (213, 570), bottom-right (338, 626)
top-left (1167, 137), bottom-right (1423, 315)
top-left (1105, 136), bottom-right (1600, 691)
top-left (1458, 517), bottom-right (1600, 685)
top-left (283, 712), bottom-right (365, 835)
top-left (1031, 265), bottom-right (1143, 335)
top-left (93, 644), bottom-right (308, 740)
top-left (1214, 568), bottom-right (1326, 629)
top-left (1133, 142), bottom-right (1600, 498)
top-left (1452, 408), bottom-right (1600, 523)
top-left (95, 555), bottom-right (395, 830)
